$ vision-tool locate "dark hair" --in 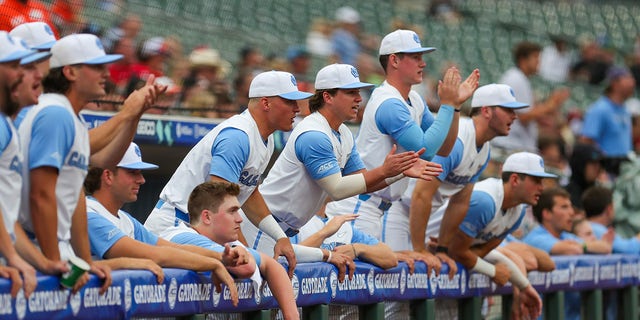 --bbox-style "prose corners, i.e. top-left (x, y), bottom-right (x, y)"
top-left (308, 89), bottom-right (338, 113)
top-left (513, 41), bottom-right (542, 65)
top-left (582, 185), bottom-right (612, 219)
top-left (501, 172), bottom-right (526, 183)
top-left (188, 181), bottom-right (241, 223)
top-left (84, 166), bottom-right (106, 195)
top-left (378, 53), bottom-right (406, 73)
top-left (42, 67), bottom-right (71, 94)
top-left (532, 187), bottom-right (571, 223)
